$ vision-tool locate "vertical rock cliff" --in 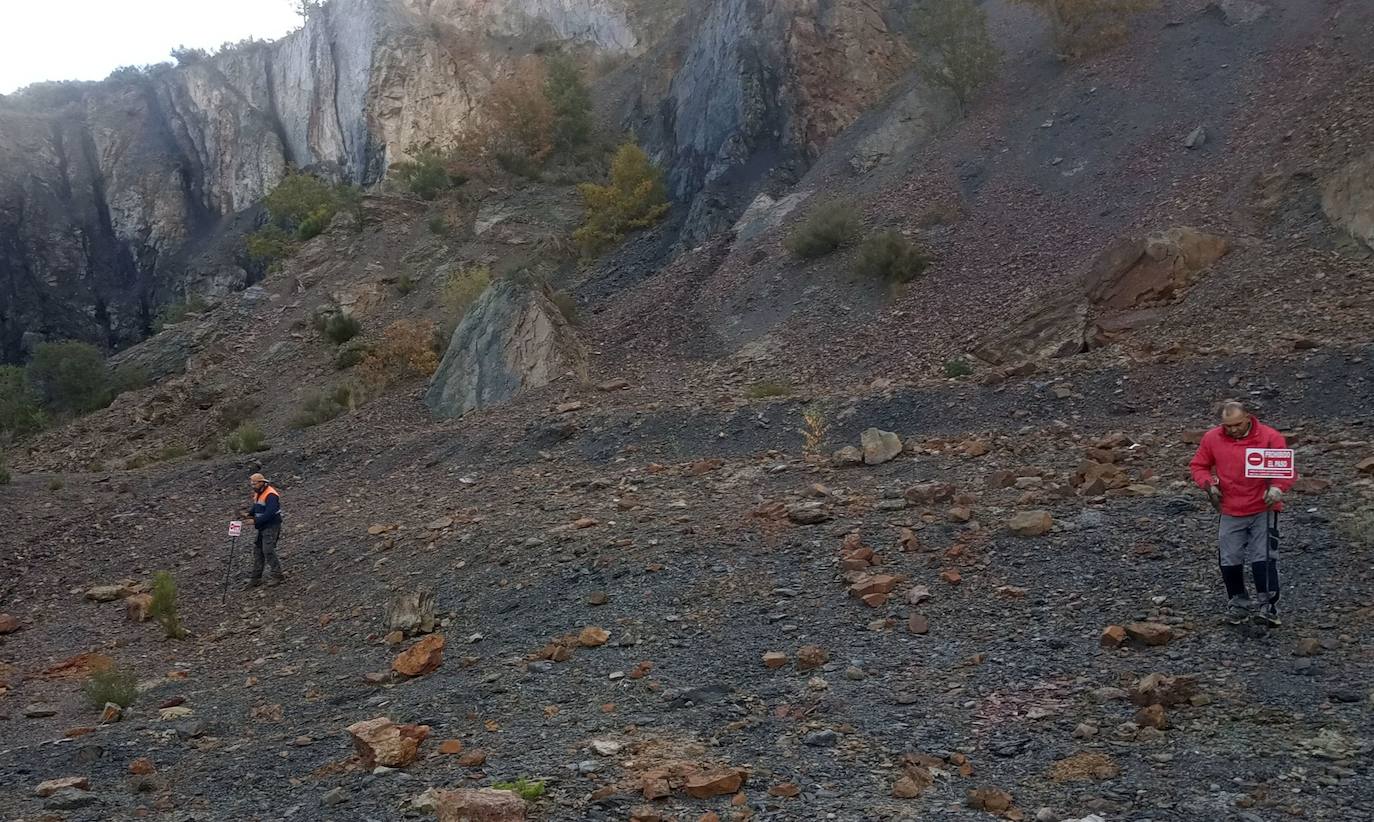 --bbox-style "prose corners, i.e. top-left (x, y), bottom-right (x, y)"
top-left (0, 0), bottom-right (912, 363)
